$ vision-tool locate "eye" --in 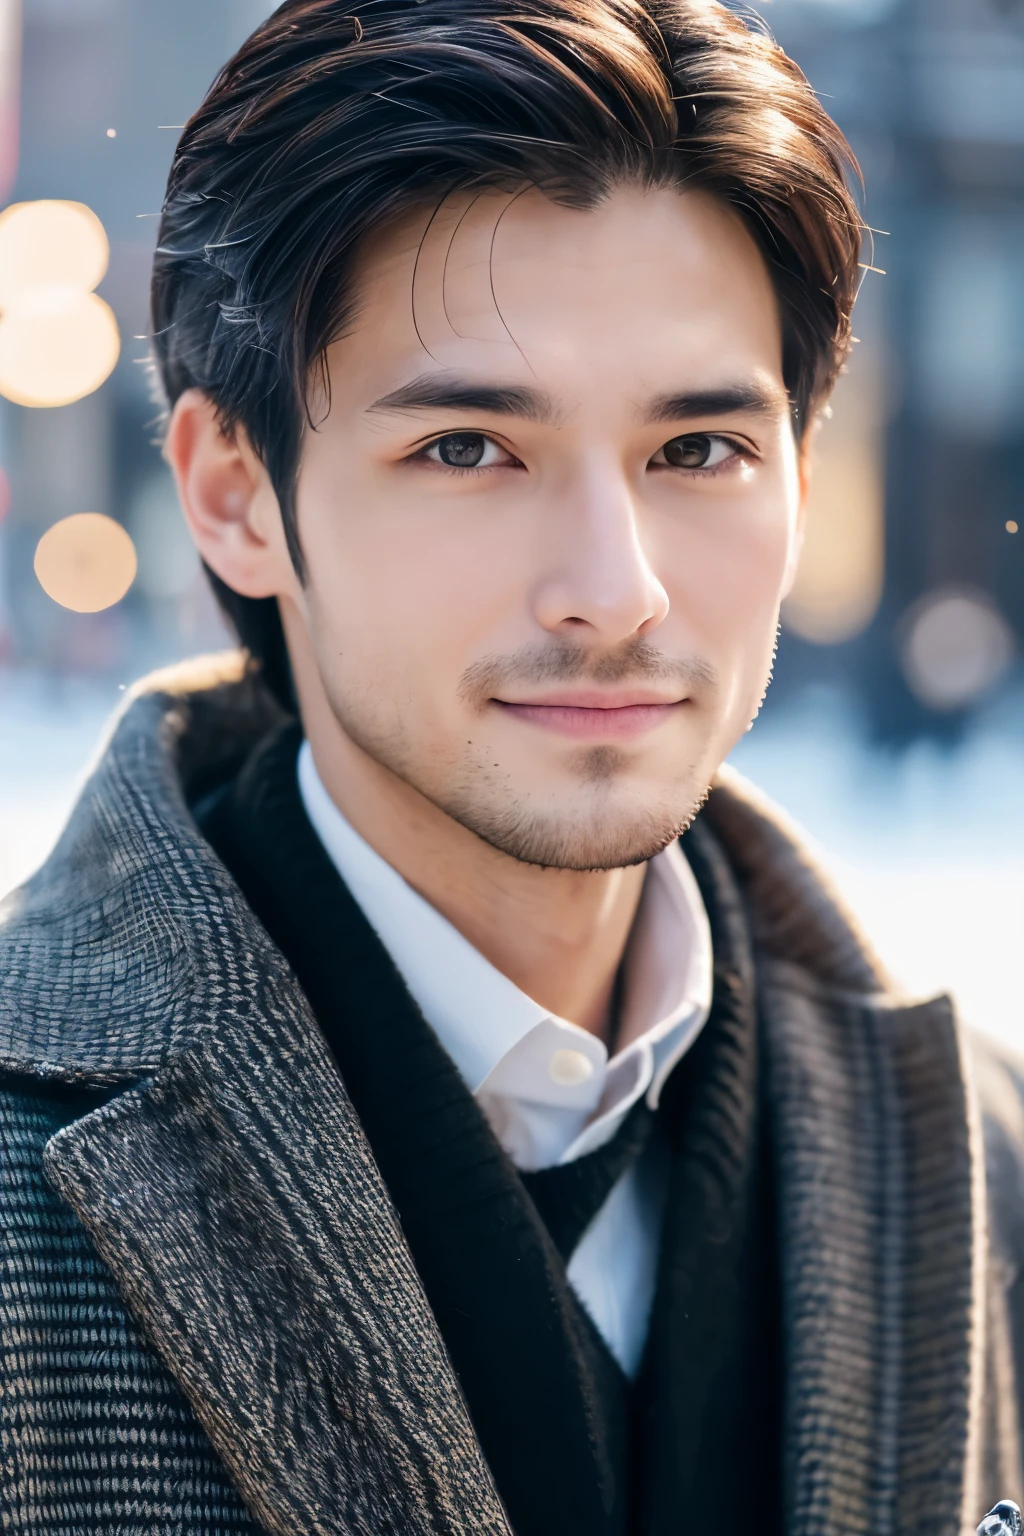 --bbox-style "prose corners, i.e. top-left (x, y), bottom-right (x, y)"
top-left (423, 432), bottom-right (510, 469)
top-left (651, 433), bottom-right (741, 471)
